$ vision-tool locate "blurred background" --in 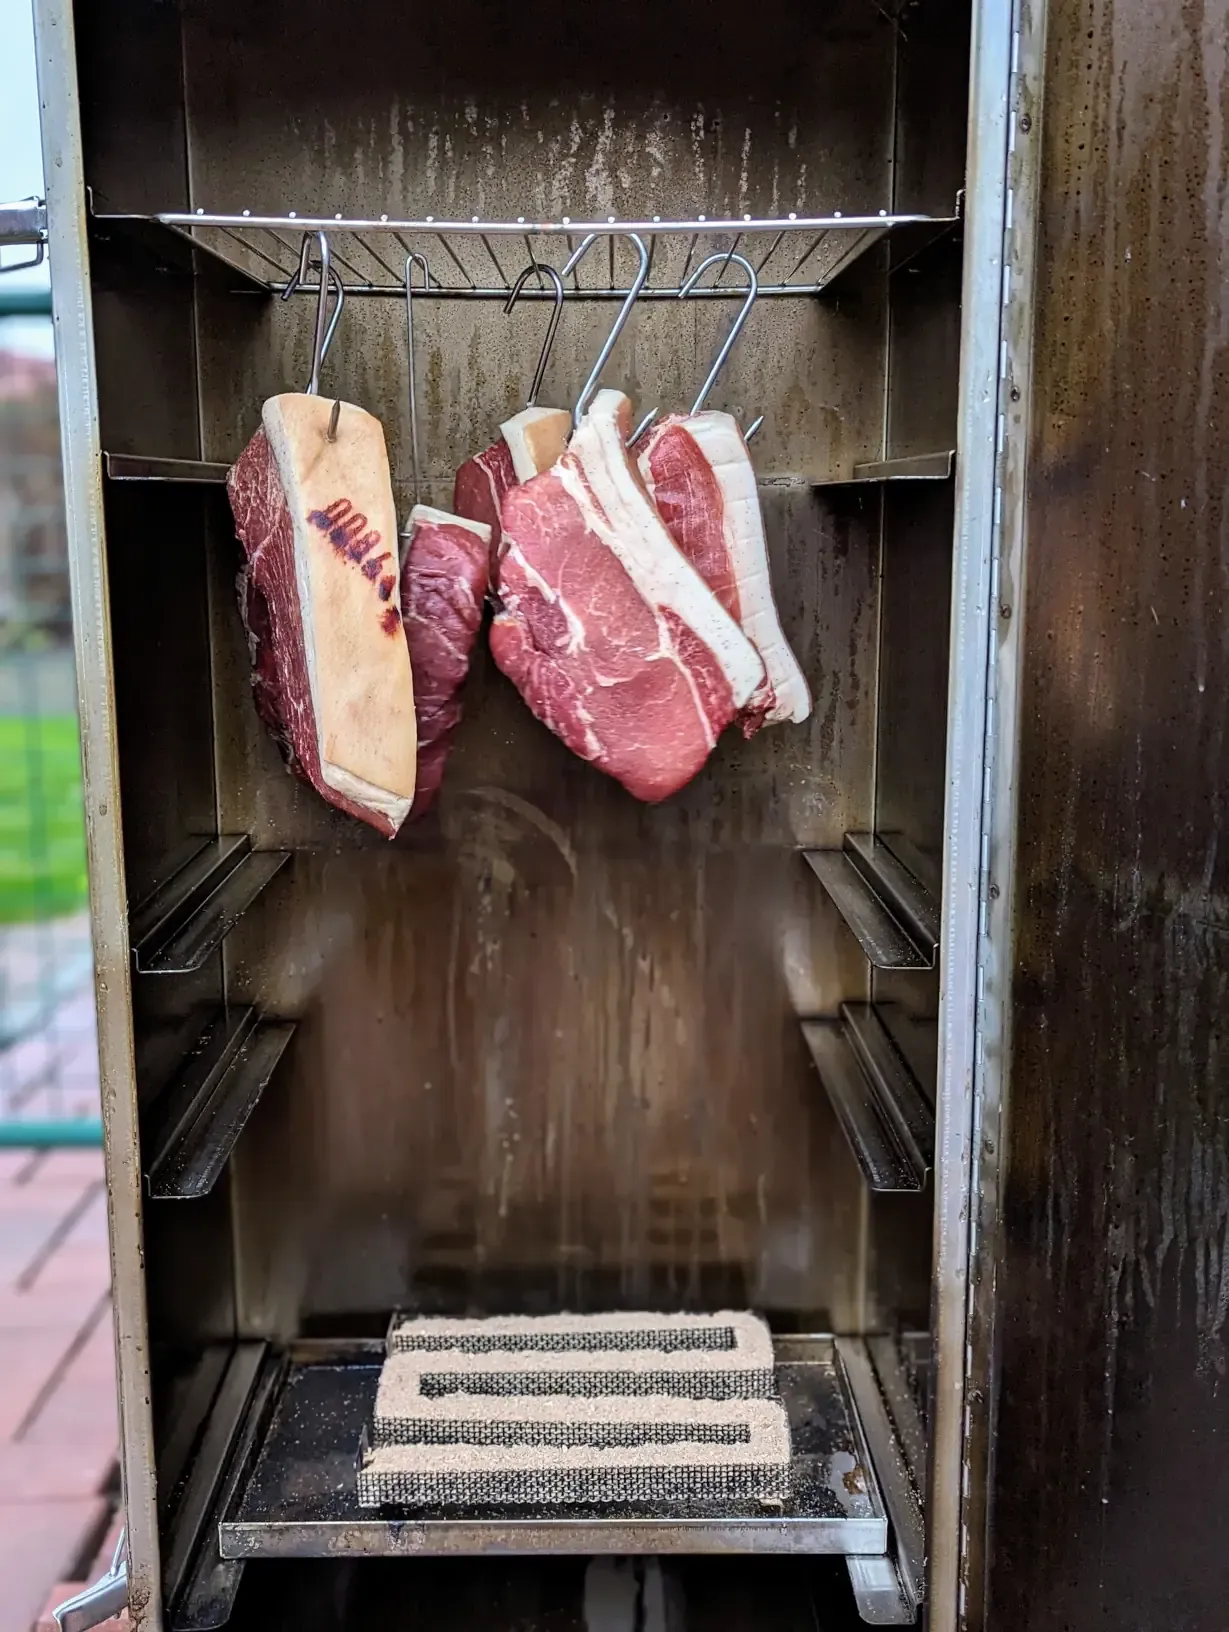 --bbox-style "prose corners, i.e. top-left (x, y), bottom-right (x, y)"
top-left (0, 0), bottom-right (97, 1143)
top-left (1, 2), bottom-right (120, 1628)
